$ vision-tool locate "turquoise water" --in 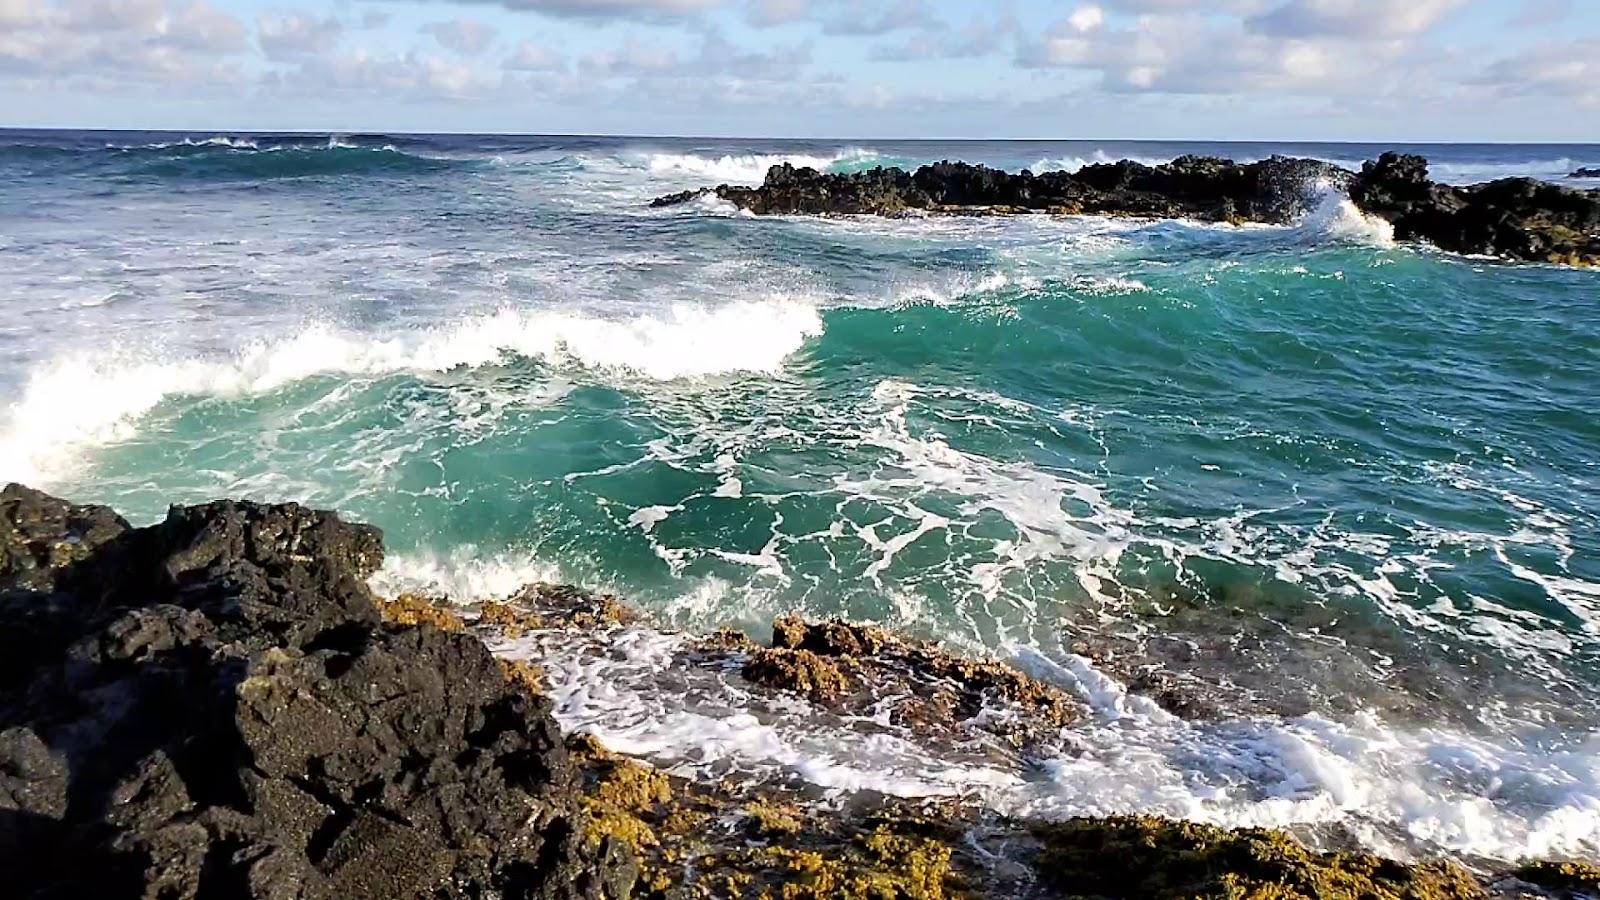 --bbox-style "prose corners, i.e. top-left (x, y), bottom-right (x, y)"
top-left (3, 131), bottom-right (1599, 859)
